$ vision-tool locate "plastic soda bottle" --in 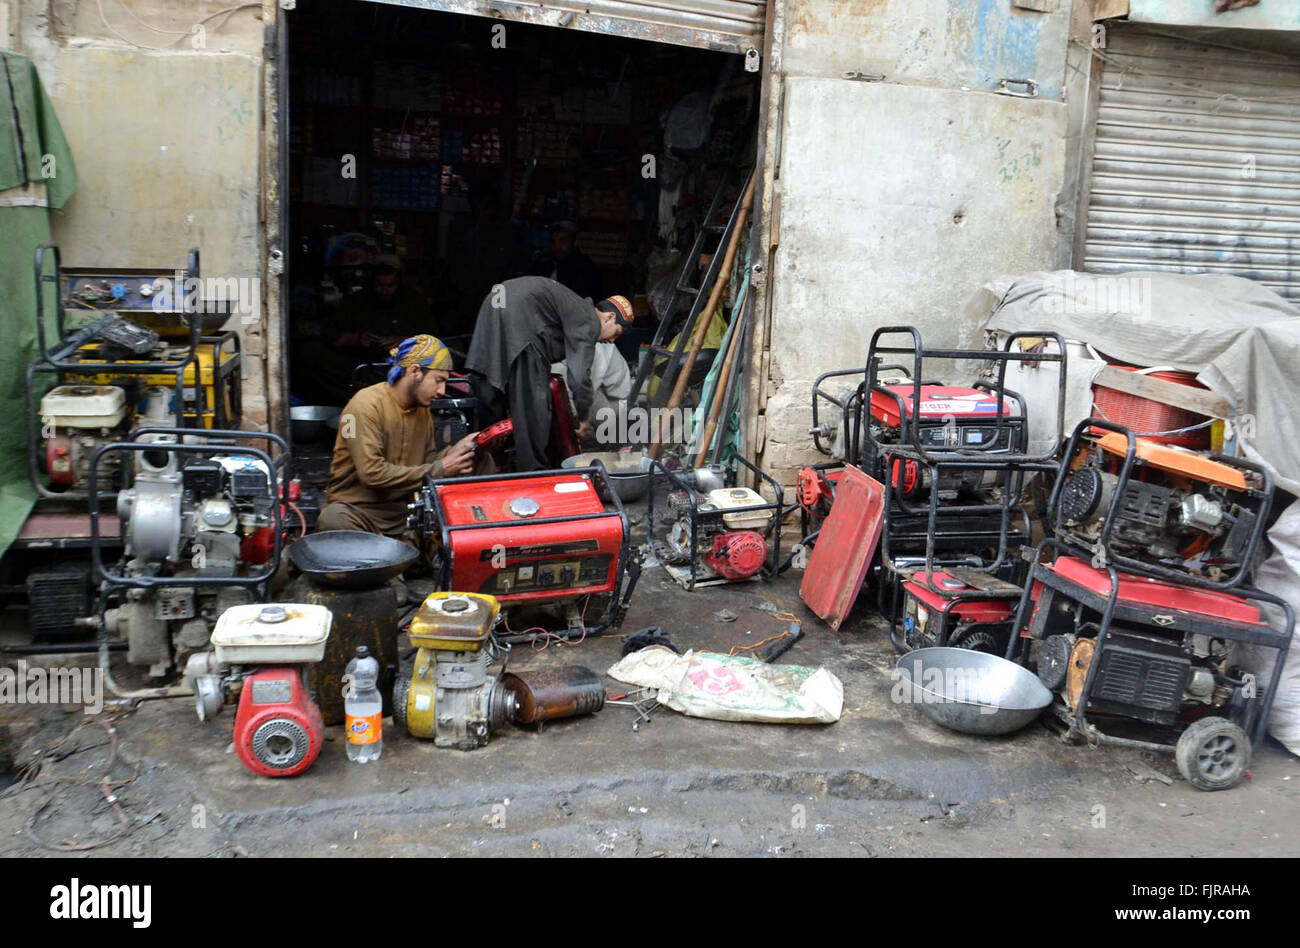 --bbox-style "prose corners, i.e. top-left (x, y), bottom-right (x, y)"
top-left (344, 646), bottom-right (383, 762)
